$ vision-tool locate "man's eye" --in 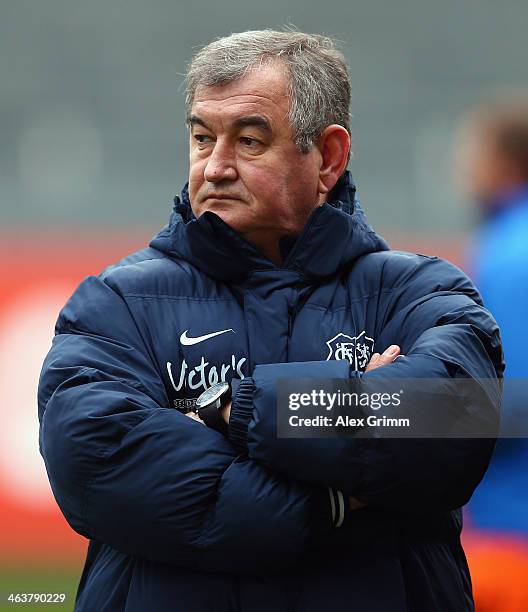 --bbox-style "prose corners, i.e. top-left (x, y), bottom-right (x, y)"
top-left (240, 136), bottom-right (261, 147)
top-left (194, 134), bottom-right (212, 144)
